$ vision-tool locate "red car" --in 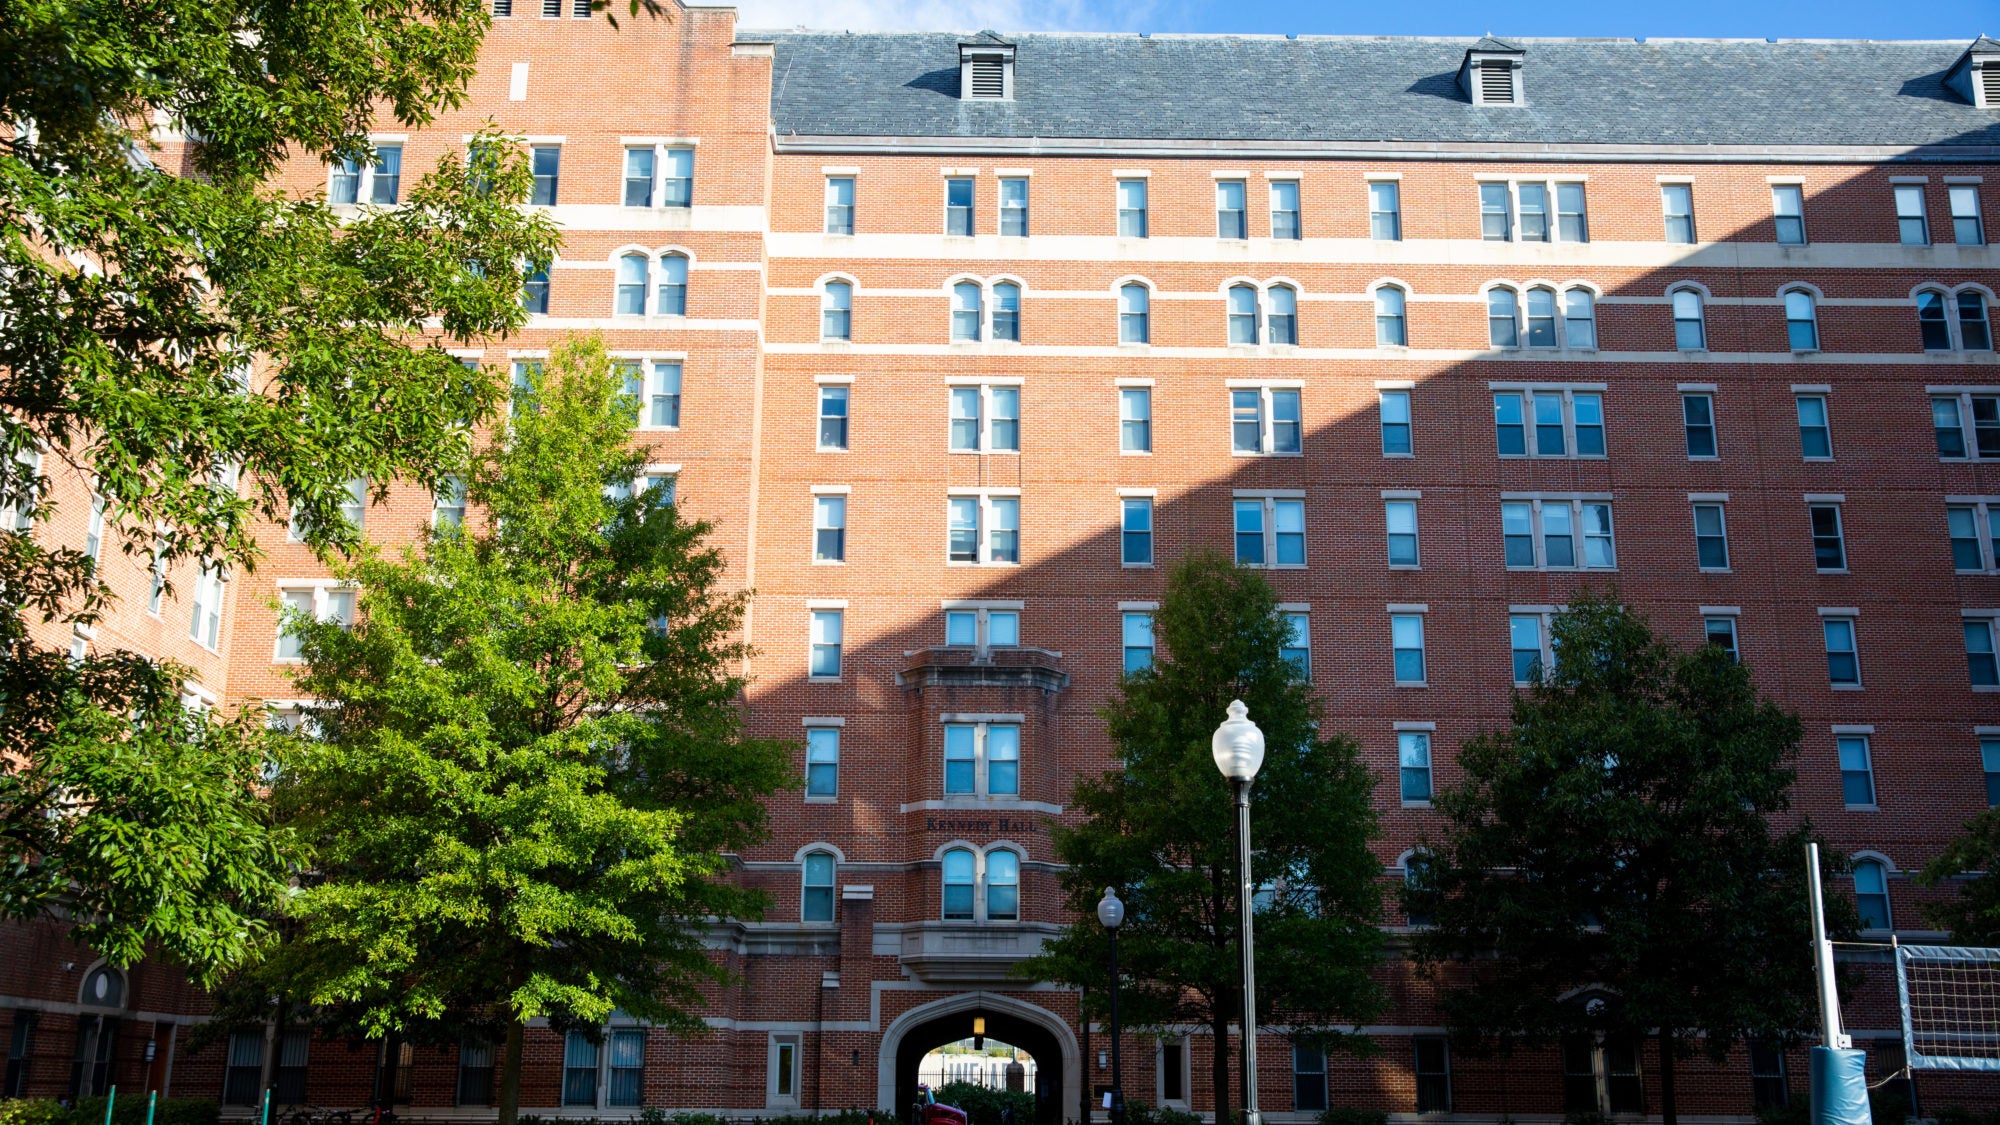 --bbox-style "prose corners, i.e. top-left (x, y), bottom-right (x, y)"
top-left (912, 1084), bottom-right (968, 1125)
